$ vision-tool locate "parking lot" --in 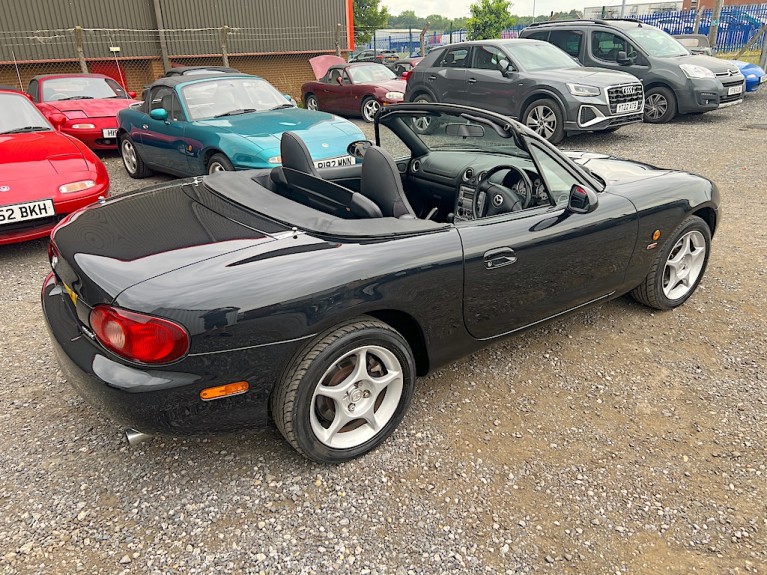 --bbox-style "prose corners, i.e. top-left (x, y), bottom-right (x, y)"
top-left (2, 90), bottom-right (766, 574)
